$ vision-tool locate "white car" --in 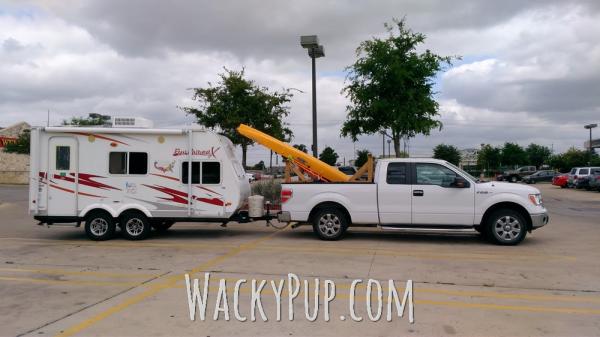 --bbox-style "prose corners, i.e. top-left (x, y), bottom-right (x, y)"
top-left (278, 158), bottom-right (548, 245)
top-left (245, 173), bottom-right (256, 182)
